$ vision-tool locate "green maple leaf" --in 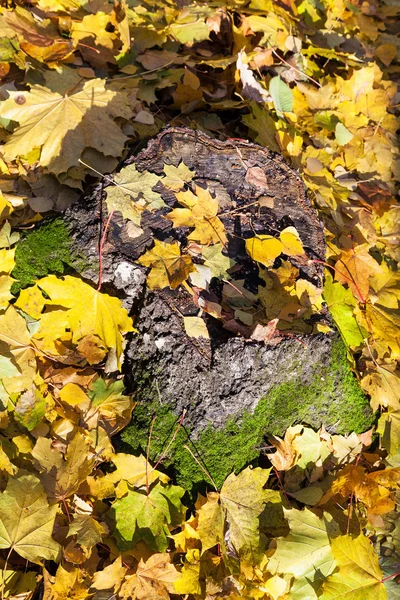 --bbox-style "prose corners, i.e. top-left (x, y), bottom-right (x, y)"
top-left (163, 161), bottom-right (195, 191)
top-left (202, 243), bottom-right (233, 279)
top-left (0, 474), bottom-right (60, 564)
top-left (270, 507), bottom-right (336, 599)
top-left (113, 481), bottom-right (186, 552)
top-left (197, 466), bottom-right (270, 562)
top-left (323, 273), bottom-right (366, 348)
top-left (105, 164), bottom-right (166, 227)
